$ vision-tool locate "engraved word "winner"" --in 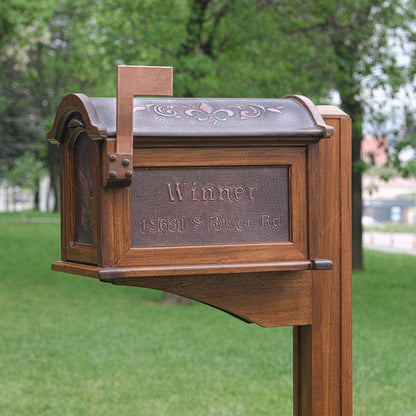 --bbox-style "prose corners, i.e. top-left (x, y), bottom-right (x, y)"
top-left (166, 182), bottom-right (258, 202)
